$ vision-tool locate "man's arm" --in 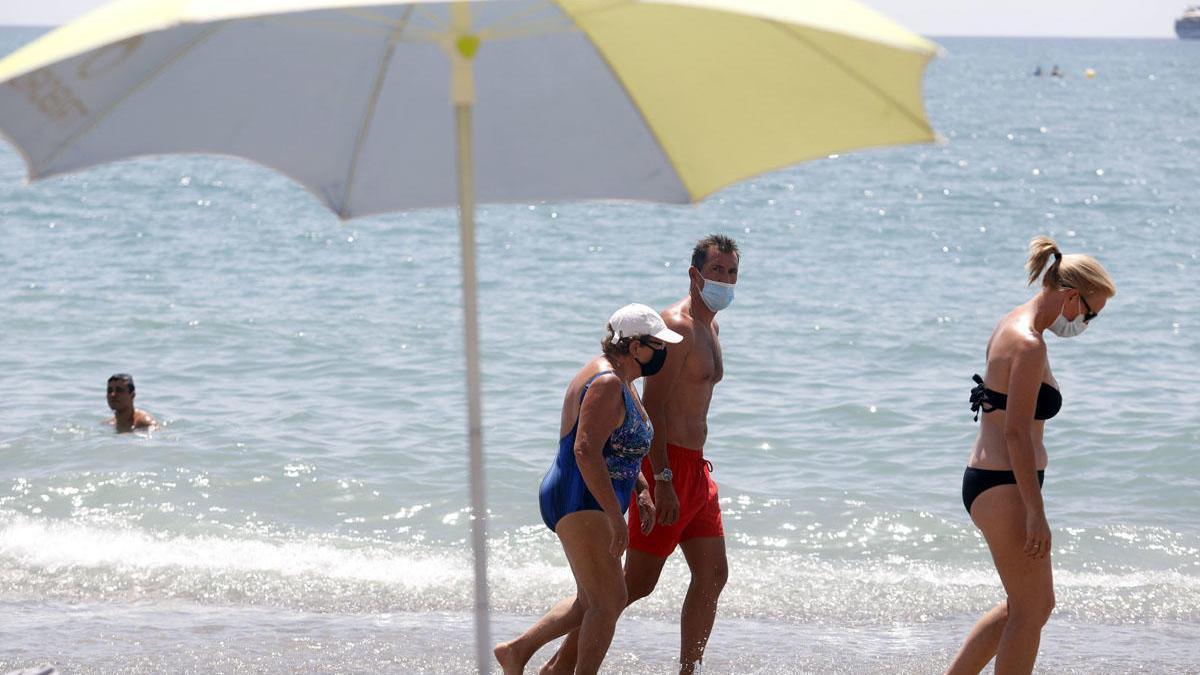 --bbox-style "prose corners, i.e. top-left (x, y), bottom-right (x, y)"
top-left (643, 312), bottom-right (691, 525)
